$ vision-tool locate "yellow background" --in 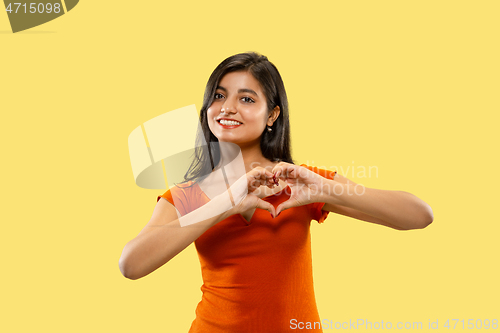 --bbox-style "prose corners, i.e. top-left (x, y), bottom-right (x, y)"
top-left (1, 1), bottom-right (499, 332)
